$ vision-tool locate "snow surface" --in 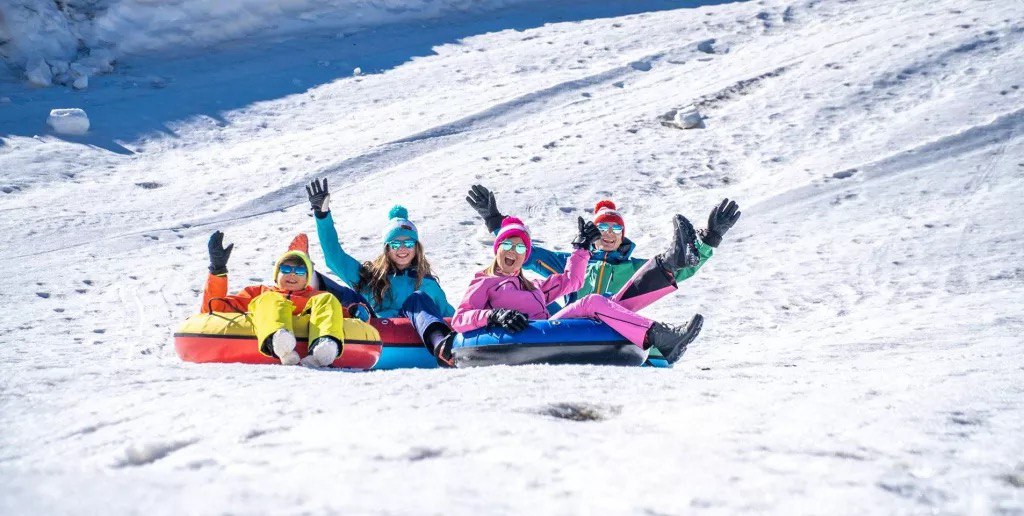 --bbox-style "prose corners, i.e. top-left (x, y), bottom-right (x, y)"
top-left (2, 0), bottom-right (1024, 514)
